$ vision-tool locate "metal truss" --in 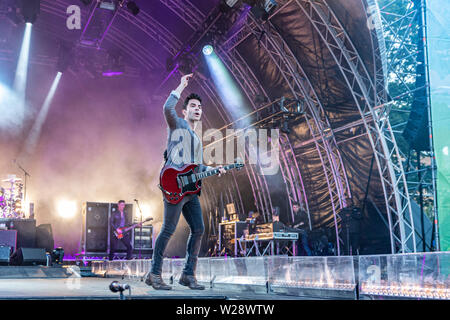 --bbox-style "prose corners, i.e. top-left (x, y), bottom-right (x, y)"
top-left (296, 0), bottom-right (416, 253)
top-left (279, 133), bottom-right (312, 229)
top-left (374, 0), bottom-right (438, 251)
top-left (118, 4), bottom-right (181, 56)
top-left (230, 12), bottom-right (351, 254)
top-left (158, 0), bottom-right (205, 30)
top-left (41, 1), bottom-right (152, 76)
top-left (78, 0), bottom-right (120, 48)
